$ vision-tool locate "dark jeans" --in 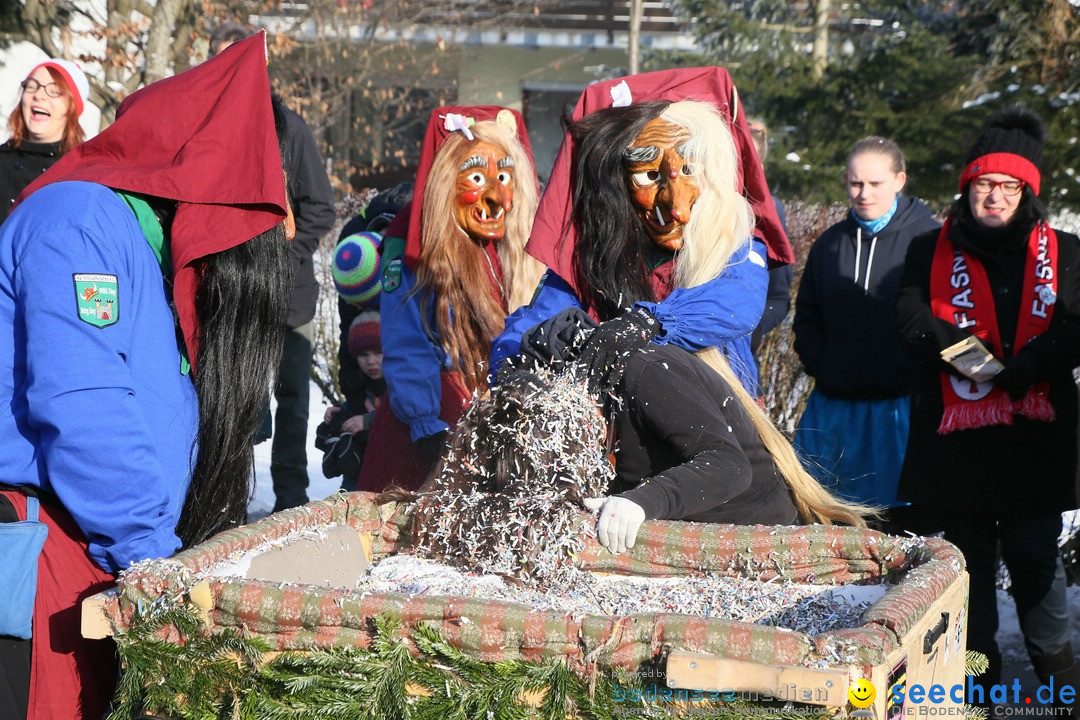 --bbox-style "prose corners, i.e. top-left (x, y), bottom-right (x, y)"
top-left (924, 510), bottom-right (1069, 661)
top-left (270, 323), bottom-right (313, 513)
